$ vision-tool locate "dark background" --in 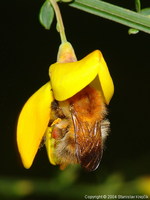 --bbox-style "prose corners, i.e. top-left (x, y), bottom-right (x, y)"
top-left (0, 0), bottom-right (150, 199)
